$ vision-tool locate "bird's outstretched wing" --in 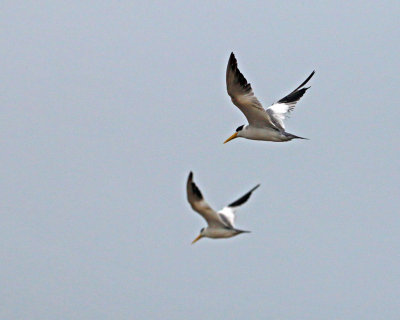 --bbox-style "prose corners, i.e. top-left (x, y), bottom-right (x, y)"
top-left (186, 172), bottom-right (227, 228)
top-left (226, 52), bottom-right (276, 128)
top-left (218, 184), bottom-right (260, 228)
top-left (266, 71), bottom-right (315, 131)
